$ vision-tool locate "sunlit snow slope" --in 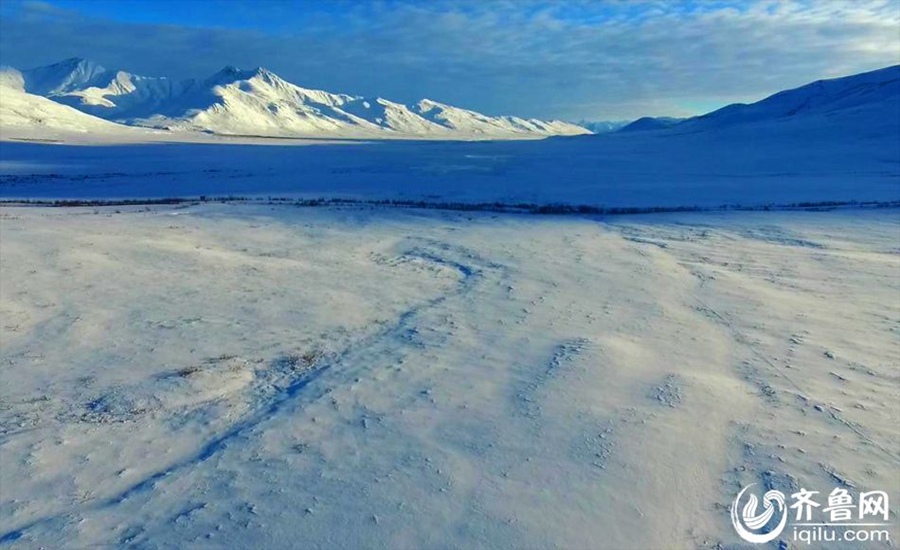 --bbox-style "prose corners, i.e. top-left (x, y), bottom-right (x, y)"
top-left (0, 70), bottom-right (141, 139)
